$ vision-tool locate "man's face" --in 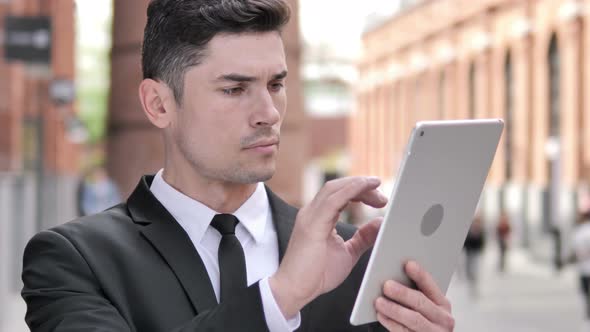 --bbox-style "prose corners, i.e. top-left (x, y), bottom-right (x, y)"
top-left (169, 32), bottom-right (287, 184)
